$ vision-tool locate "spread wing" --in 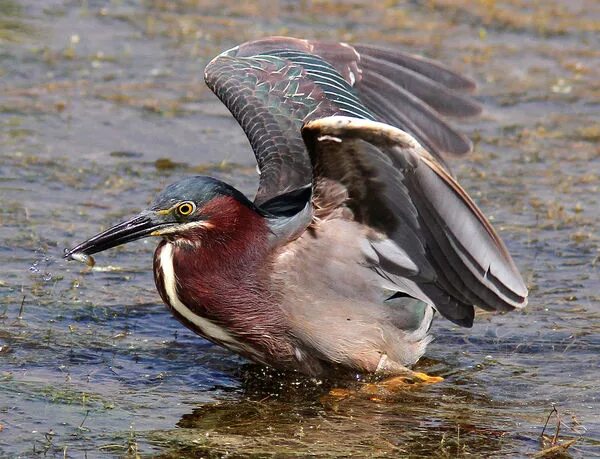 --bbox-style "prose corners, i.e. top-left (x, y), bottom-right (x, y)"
top-left (302, 116), bottom-right (528, 327)
top-left (204, 36), bottom-right (480, 205)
